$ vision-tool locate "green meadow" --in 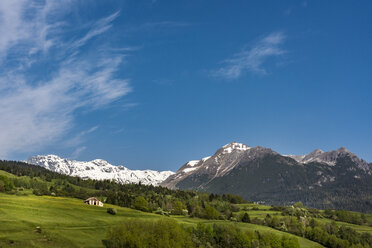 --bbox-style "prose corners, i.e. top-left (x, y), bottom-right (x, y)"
top-left (0, 193), bottom-right (324, 248)
top-left (236, 203), bottom-right (372, 235)
top-left (1, 168), bottom-right (371, 248)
